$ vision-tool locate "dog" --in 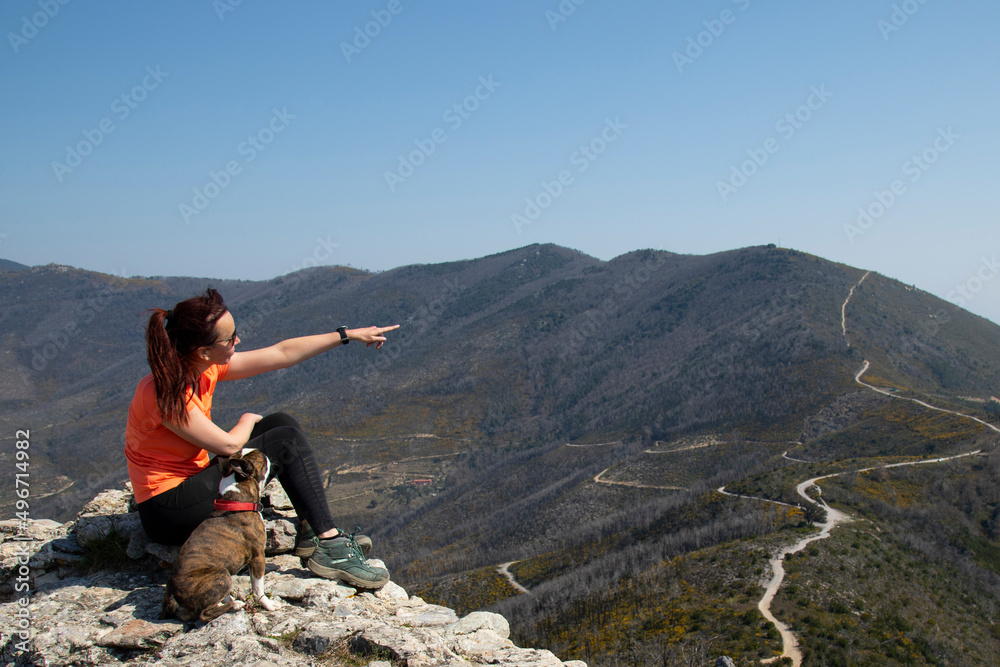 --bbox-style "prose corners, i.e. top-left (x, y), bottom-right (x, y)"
top-left (161, 449), bottom-right (281, 622)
